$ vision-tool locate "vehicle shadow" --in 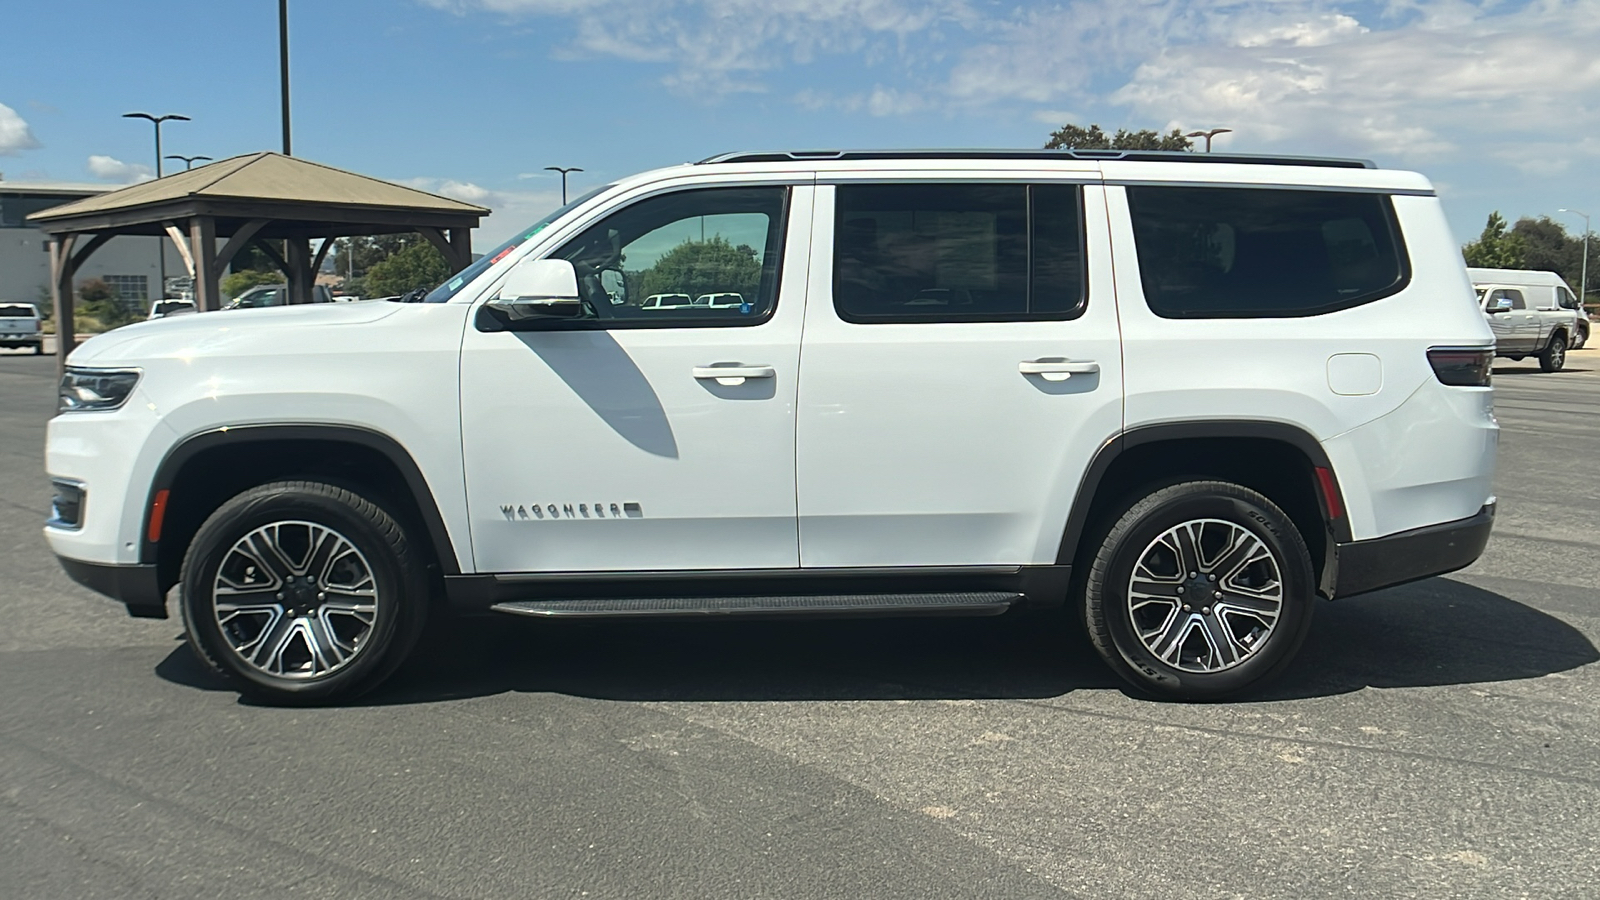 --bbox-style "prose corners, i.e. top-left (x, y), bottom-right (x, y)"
top-left (153, 577), bottom-right (1597, 706)
top-left (1493, 365), bottom-right (1592, 375)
